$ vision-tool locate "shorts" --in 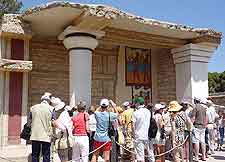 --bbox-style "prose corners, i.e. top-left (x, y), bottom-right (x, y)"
top-left (93, 140), bottom-right (112, 152)
top-left (192, 127), bottom-right (205, 144)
